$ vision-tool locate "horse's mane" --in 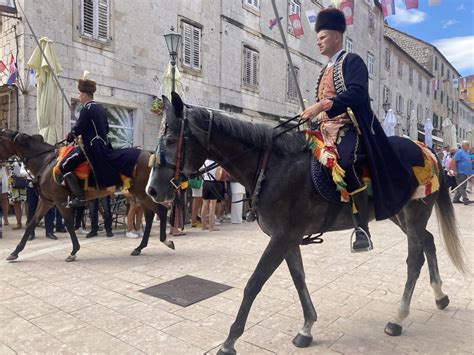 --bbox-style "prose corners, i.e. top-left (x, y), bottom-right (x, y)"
top-left (189, 107), bottom-right (307, 155)
top-left (3, 130), bottom-right (54, 150)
